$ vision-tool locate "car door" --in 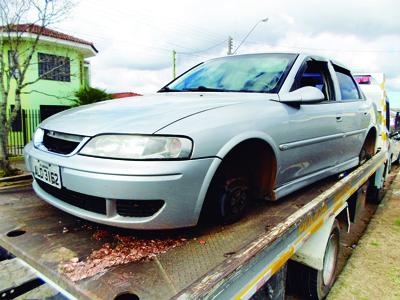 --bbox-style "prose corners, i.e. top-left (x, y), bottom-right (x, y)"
top-left (332, 65), bottom-right (369, 163)
top-left (275, 58), bottom-right (343, 187)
